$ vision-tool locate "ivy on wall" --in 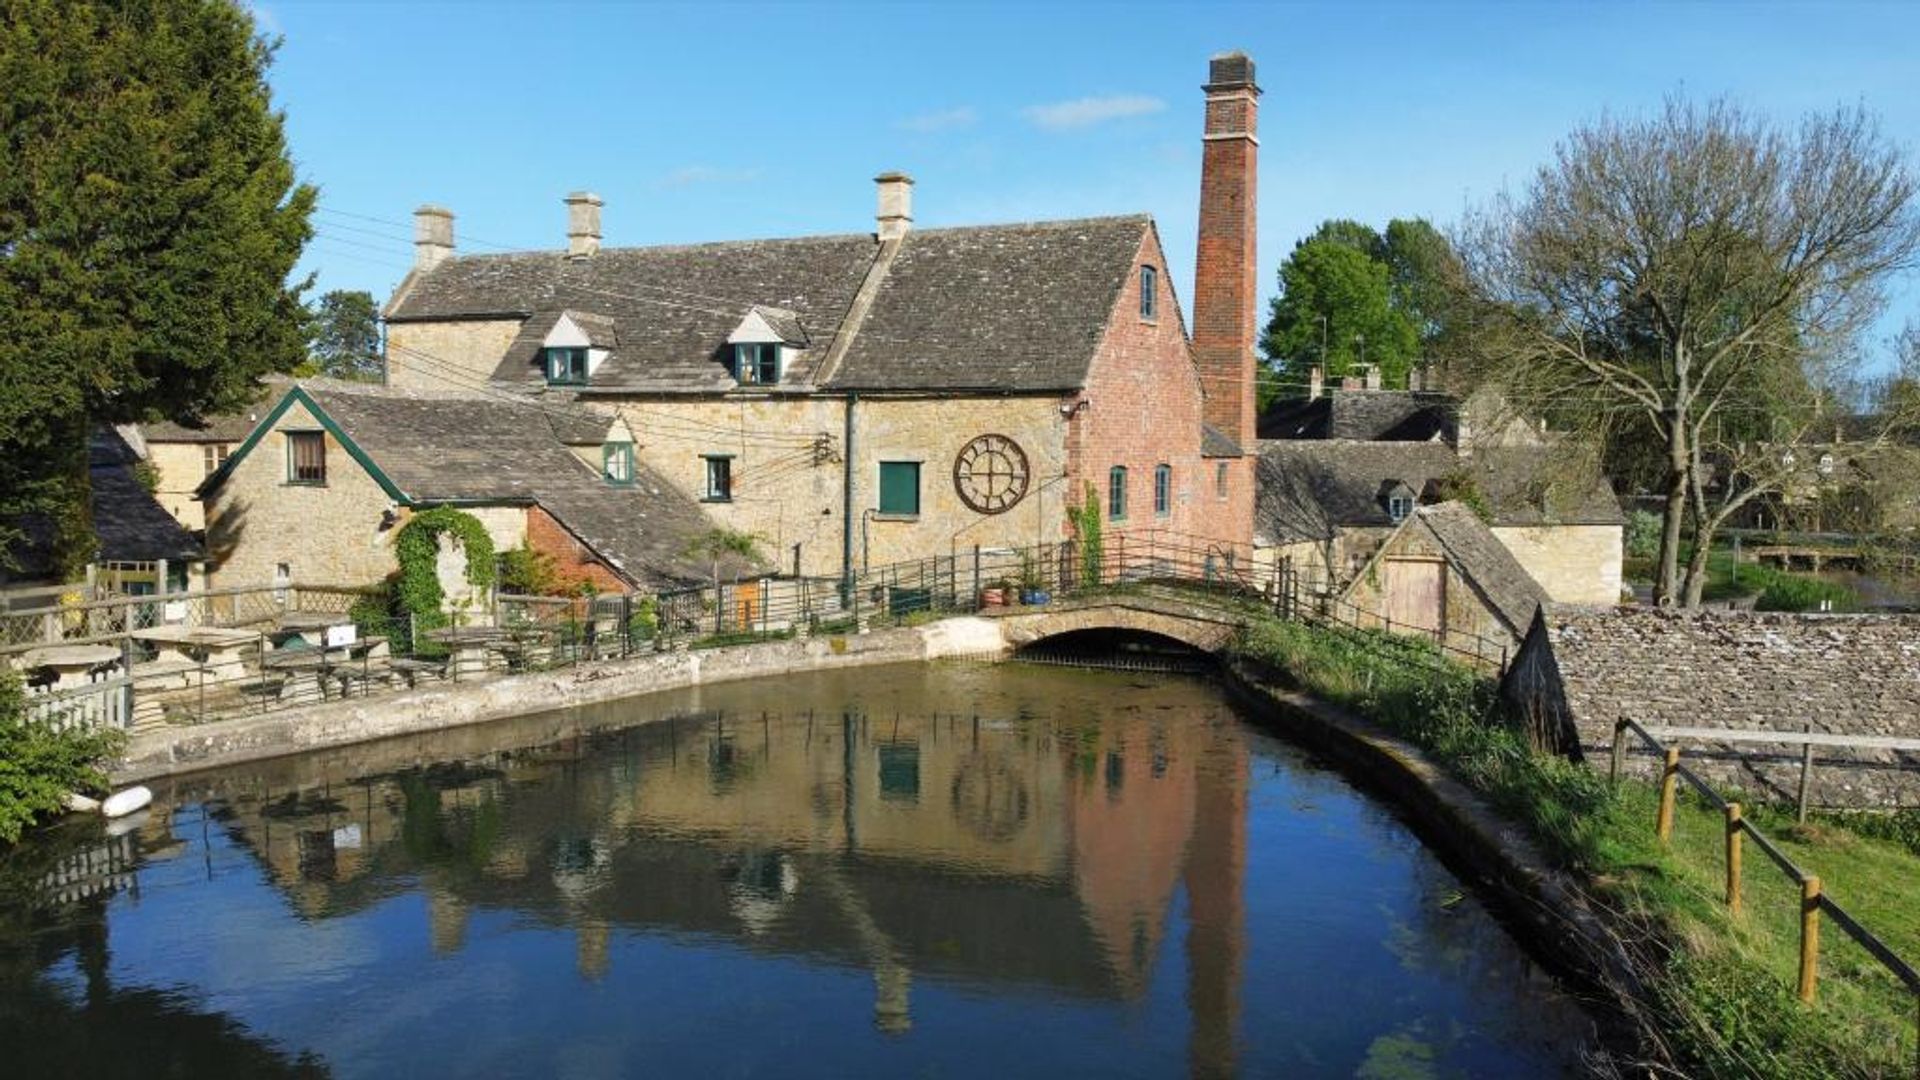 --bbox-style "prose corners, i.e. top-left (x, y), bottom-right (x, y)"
top-left (392, 507), bottom-right (496, 638)
top-left (1067, 482), bottom-right (1104, 588)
